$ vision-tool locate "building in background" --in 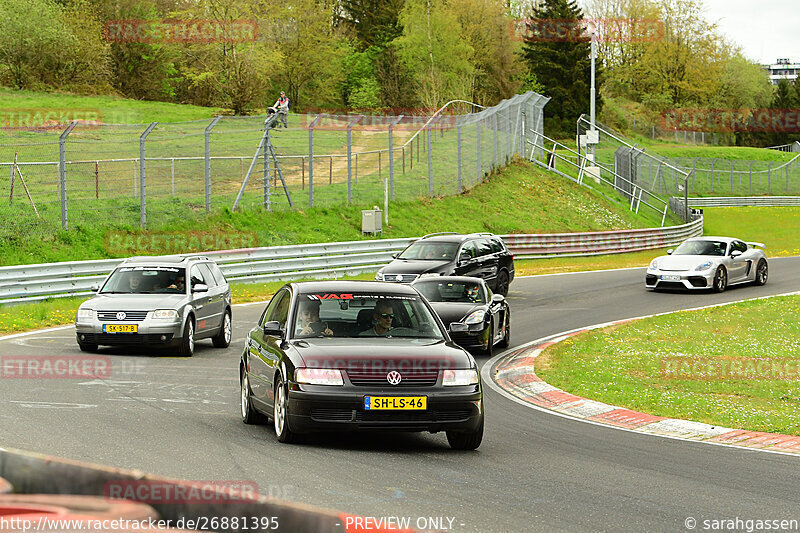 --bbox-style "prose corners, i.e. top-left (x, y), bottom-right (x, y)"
top-left (765, 58), bottom-right (800, 85)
